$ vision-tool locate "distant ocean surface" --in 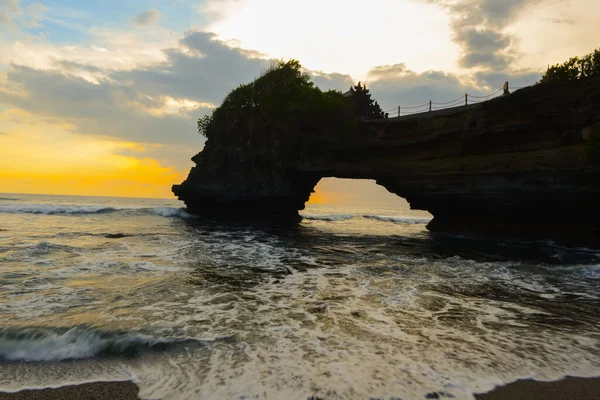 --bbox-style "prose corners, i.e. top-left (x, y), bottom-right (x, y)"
top-left (1, 193), bottom-right (599, 399)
